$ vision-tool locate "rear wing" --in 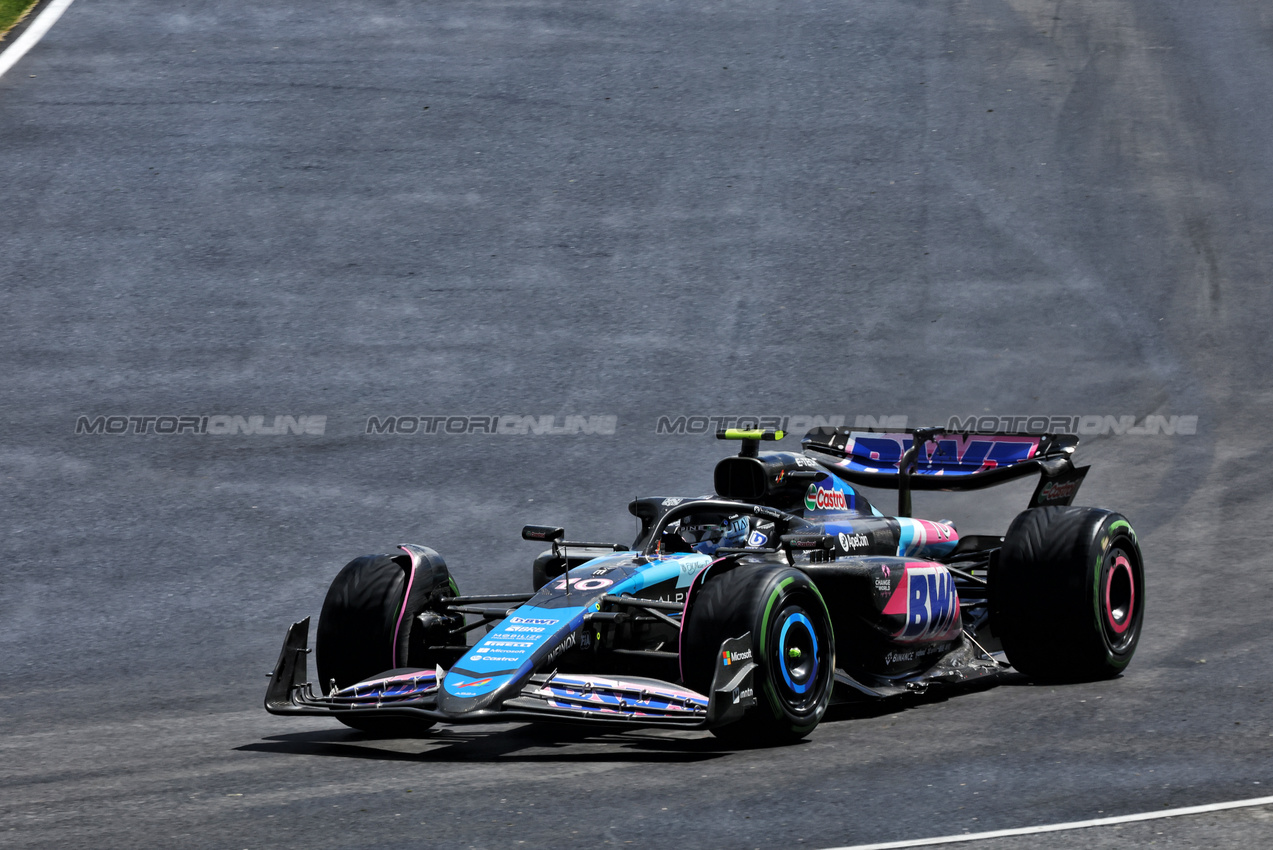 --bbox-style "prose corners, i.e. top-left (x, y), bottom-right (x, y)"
top-left (801, 426), bottom-right (1088, 516)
